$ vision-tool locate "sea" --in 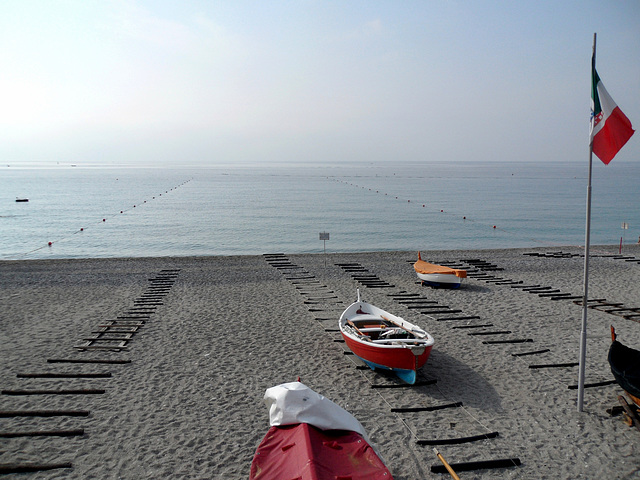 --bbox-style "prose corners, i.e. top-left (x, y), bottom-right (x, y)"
top-left (1, 161), bottom-right (639, 261)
